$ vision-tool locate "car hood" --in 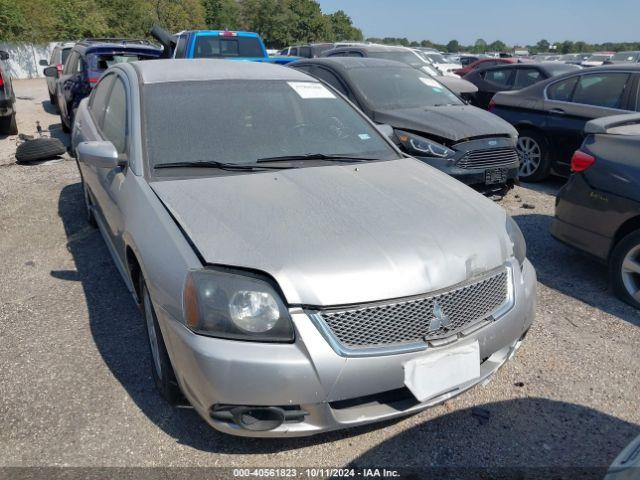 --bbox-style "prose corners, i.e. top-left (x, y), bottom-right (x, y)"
top-left (150, 158), bottom-right (511, 306)
top-left (372, 105), bottom-right (517, 143)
